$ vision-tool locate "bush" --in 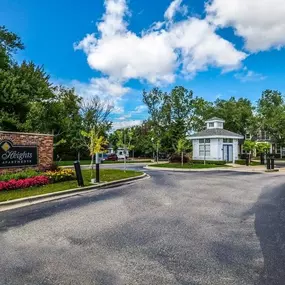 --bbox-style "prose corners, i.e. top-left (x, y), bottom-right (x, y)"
top-left (46, 162), bottom-right (60, 171)
top-left (191, 160), bottom-right (227, 165)
top-left (239, 154), bottom-right (247, 159)
top-left (0, 176), bottom-right (50, 191)
top-left (169, 153), bottom-right (190, 163)
top-left (235, 159), bottom-right (261, 166)
top-left (0, 169), bottom-right (40, 182)
top-left (235, 159), bottom-right (246, 165)
top-left (44, 169), bottom-right (76, 183)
